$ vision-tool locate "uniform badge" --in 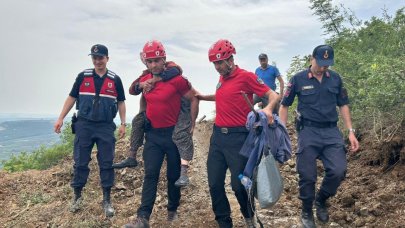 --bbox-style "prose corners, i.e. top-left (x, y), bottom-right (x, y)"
top-left (93, 46), bottom-right (99, 53)
top-left (108, 82), bottom-right (113, 88)
top-left (302, 85), bottom-right (314, 90)
top-left (216, 82), bottom-right (222, 90)
top-left (257, 78), bottom-right (264, 85)
top-left (323, 50), bottom-right (329, 59)
top-left (85, 82), bottom-right (90, 87)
